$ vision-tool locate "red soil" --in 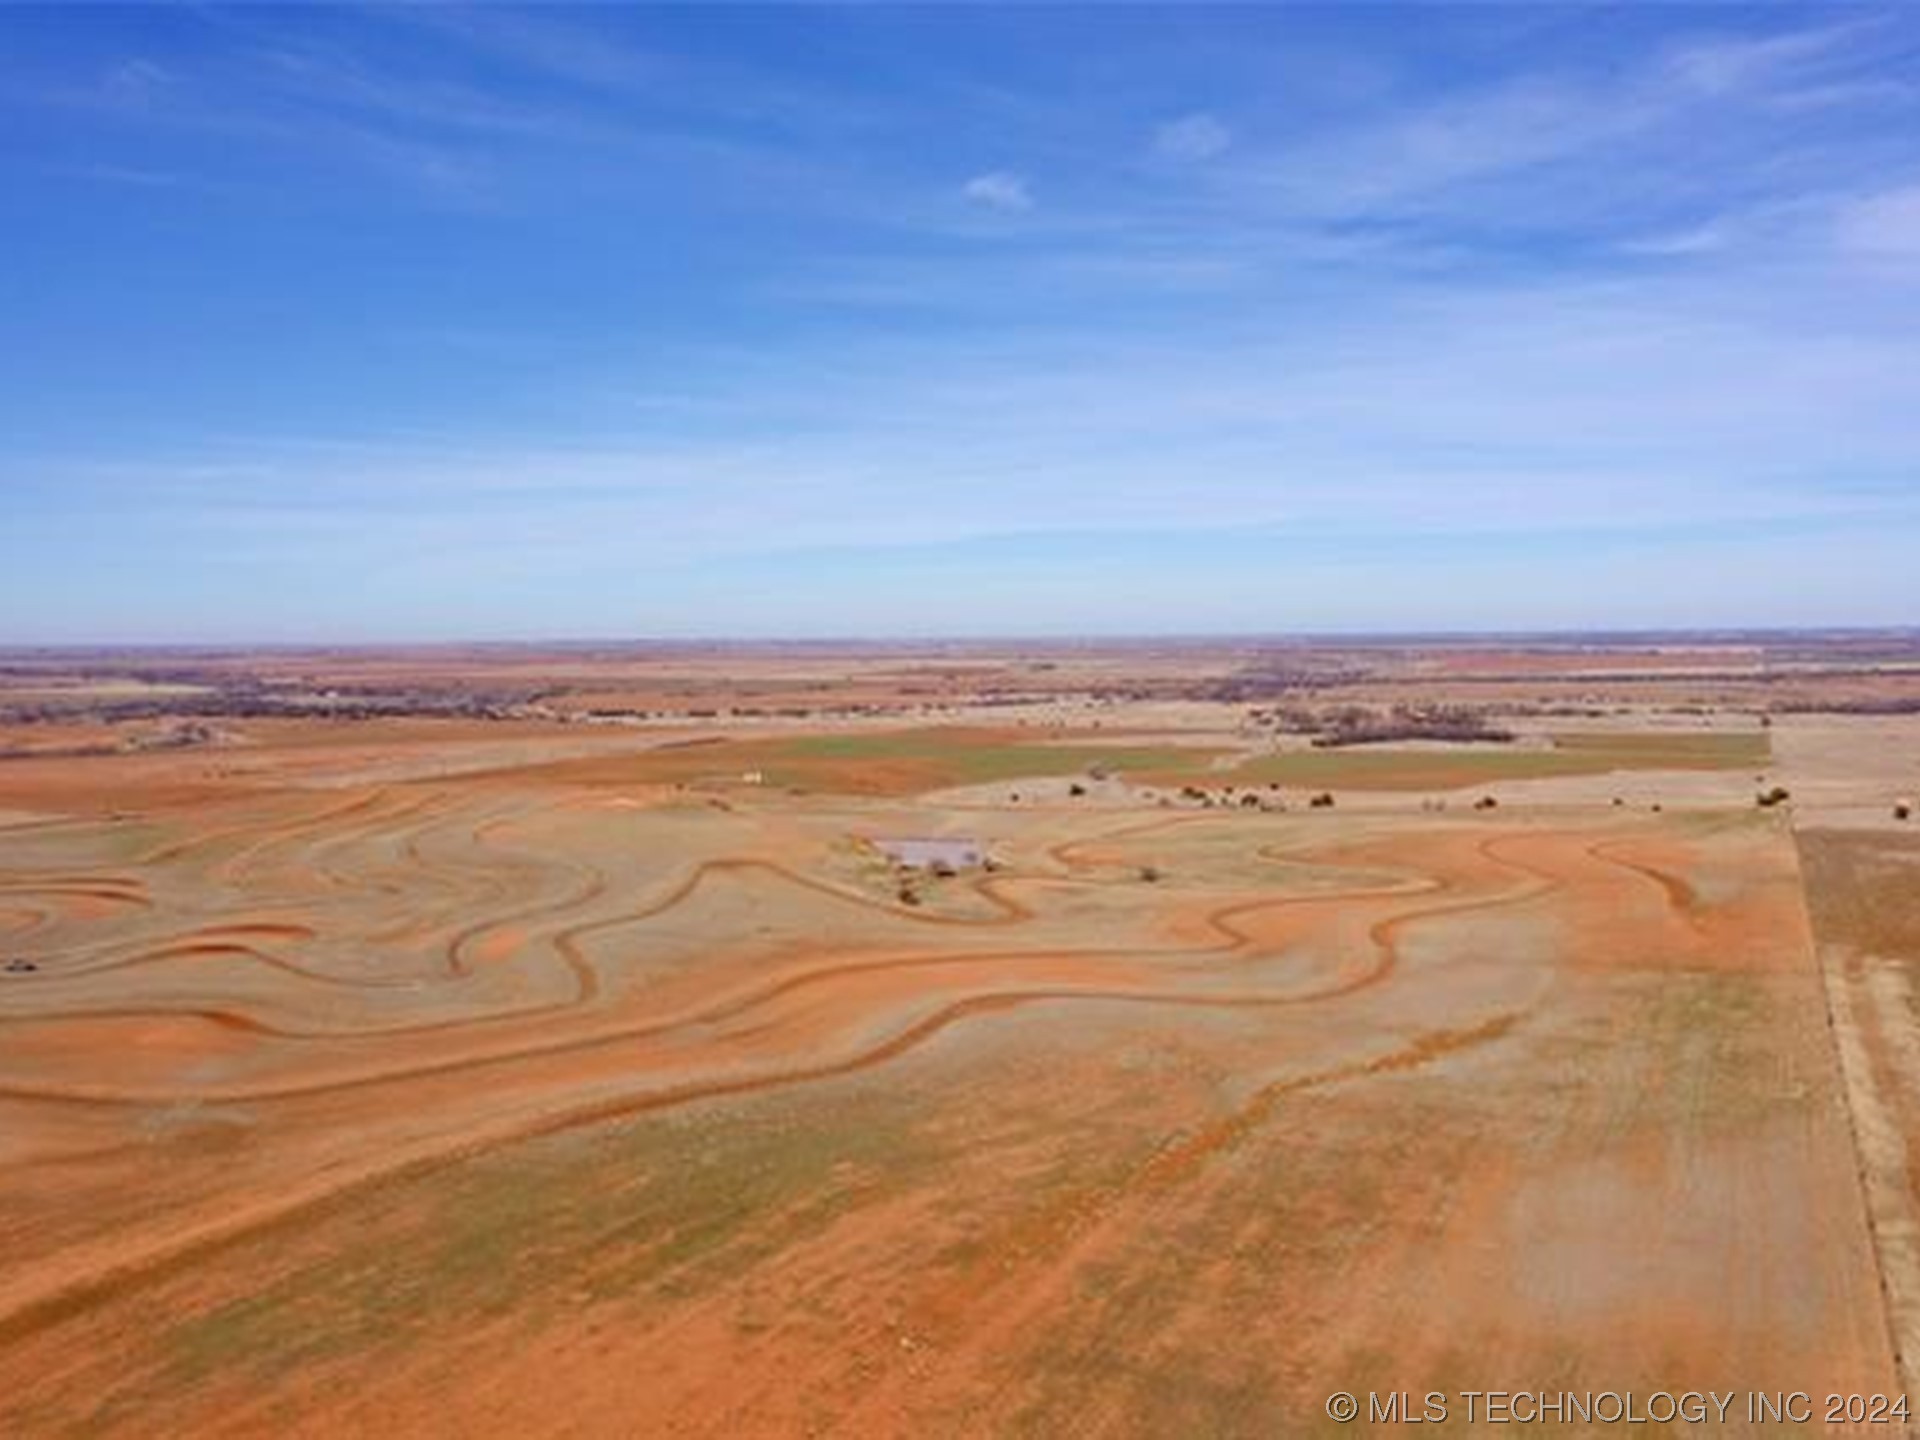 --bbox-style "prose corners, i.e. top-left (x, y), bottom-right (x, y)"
top-left (0, 721), bottom-right (1899, 1436)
